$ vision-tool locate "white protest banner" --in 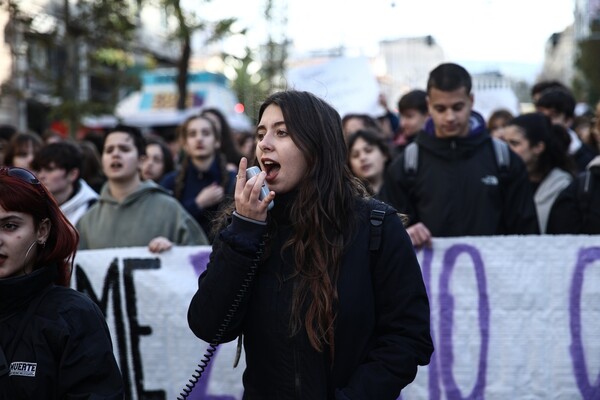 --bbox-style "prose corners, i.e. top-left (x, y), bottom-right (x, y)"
top-left (73, 236), bottom-right (600, 400)
top-left (285, 57), bottom-right (385, 117)
top-left (73, 246), bottom-right (244, 400)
